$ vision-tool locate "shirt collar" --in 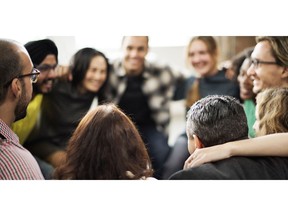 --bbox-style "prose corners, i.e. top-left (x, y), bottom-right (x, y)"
top-left (0, 118), bottom-right (19, 143)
